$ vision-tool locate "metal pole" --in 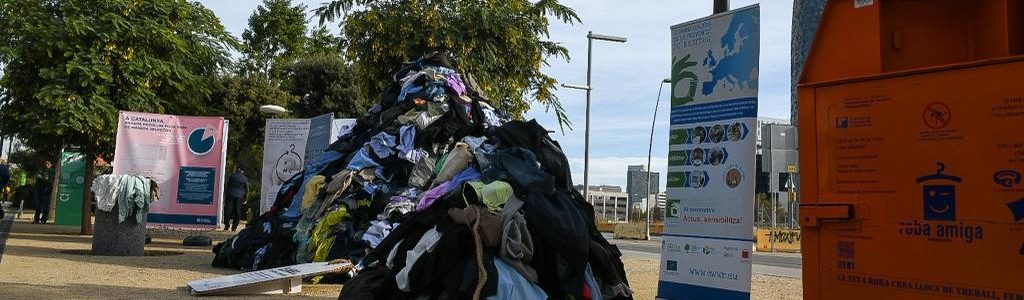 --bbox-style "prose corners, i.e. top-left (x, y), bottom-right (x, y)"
top-left (584, 31), bottom-right (593, 214)
top-left (645, 80), bottom-right (668, 240)
top-left (789, 184), bottom-right (795, 227)
top-left (603, 196), bottom-right (607, 220)
top-left (714, 0), bottom-right (730, 14)
top-left (789, 172), bottom-right (797, 227)
top-left (771, 192), bottom-right (778, 252)
top-left (614, 195), bottom-right (619, 222)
